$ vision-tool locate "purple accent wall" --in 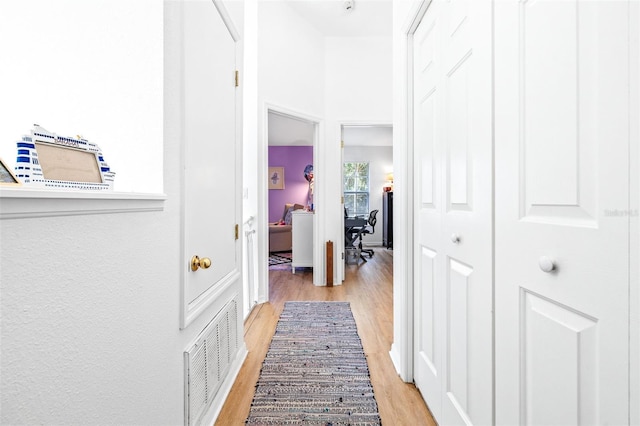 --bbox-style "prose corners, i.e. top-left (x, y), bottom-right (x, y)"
top-left (268, 146), bottom-right (313, 222)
